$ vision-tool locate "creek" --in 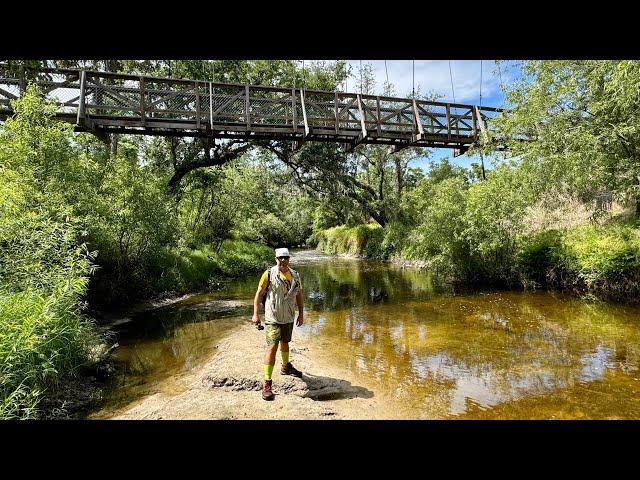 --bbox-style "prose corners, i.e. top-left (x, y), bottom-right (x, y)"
top-left (88, 250), bottom-right (640, 419)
